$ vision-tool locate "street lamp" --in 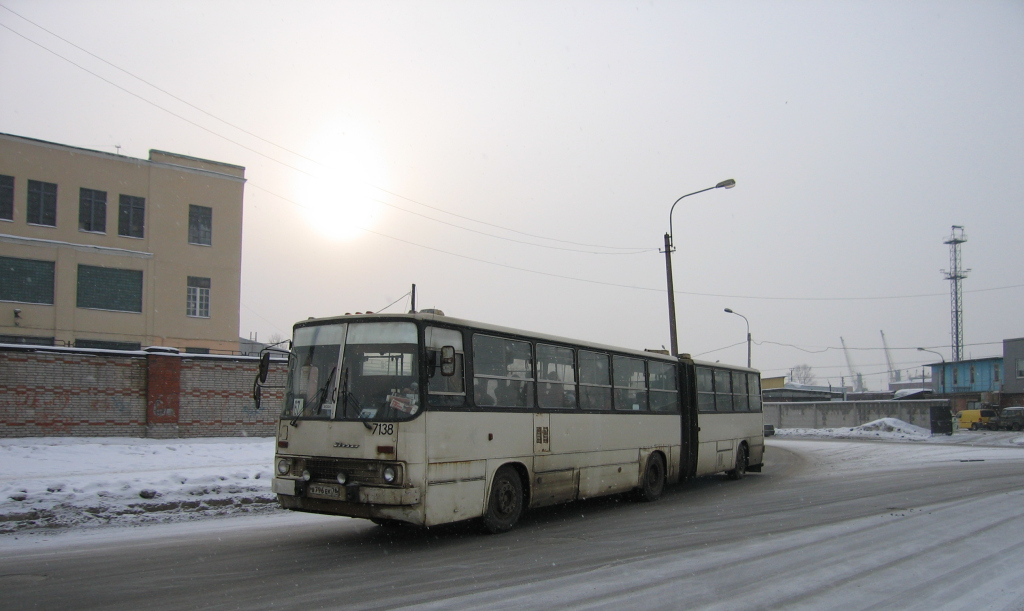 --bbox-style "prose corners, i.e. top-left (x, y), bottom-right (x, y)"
top-left (917, 347), bottom-right (946, 393)
top-left (724, 308), bottom-right (751, 368)
top-left (663, 179), bottom-right (736, 356)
